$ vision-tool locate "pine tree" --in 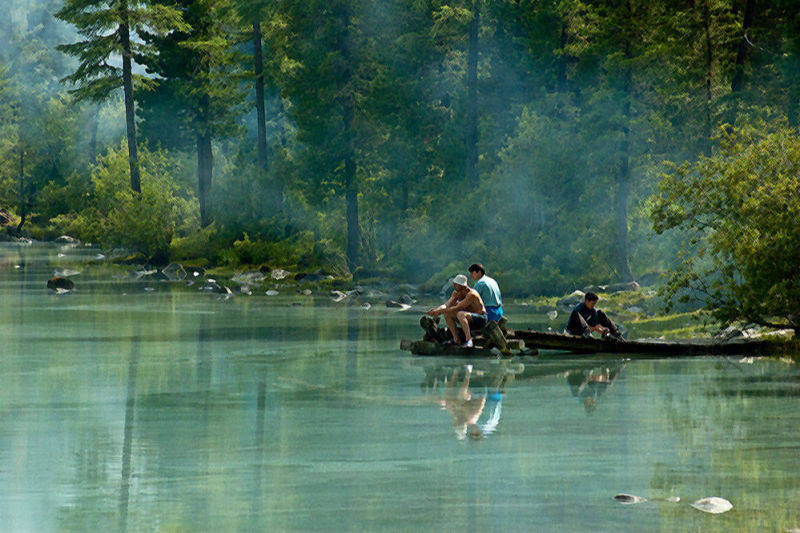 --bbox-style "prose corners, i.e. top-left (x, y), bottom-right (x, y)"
top-left (56, 0), bottom-right (187, 192)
